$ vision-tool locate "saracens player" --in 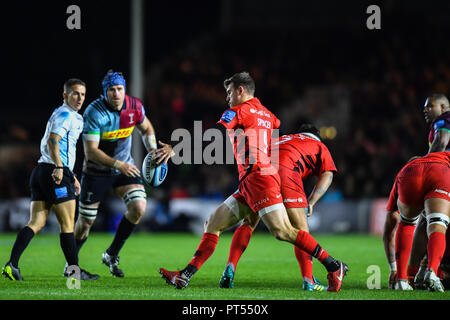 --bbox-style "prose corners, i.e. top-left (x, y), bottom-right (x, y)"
top-left (384, 94), bottom-right (450, 290)
top-left (159, 72), bottom-right (348, 291)
top-left (385, 151), bottom-right (450, 292)
top-left (219, 124), bottom-right (338, 292)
